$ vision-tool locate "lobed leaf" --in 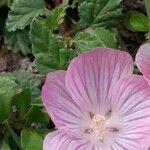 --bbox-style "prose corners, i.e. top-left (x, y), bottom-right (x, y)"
top-left (4, 69), bottom-right (41, 98)
top-left (41, 4), bottom-right (68, 32)
top-left (0, 76), bottom-right (21, 122)
top-left (30, 19), bottom-right (75, 74)
top-left (74, 27), bottom-right (117, 53)
top-left (78, 0), bottom-right (122, 28)
top-left (4, 29), bottom-right (30, 55)
top-left (6, 0), bottom-right (48, 31)
top-left (124, 11), bottom-right (149, 32)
